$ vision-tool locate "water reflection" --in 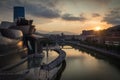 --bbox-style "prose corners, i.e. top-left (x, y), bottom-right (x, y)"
top-left (42, 50), bottom-right (59, 64)
top-left (1, 45), bottom-right (120, 80)
top-left (72, 45), bottom-right (120, 69)
top-left (60, 46), bottom-right (120, 80)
